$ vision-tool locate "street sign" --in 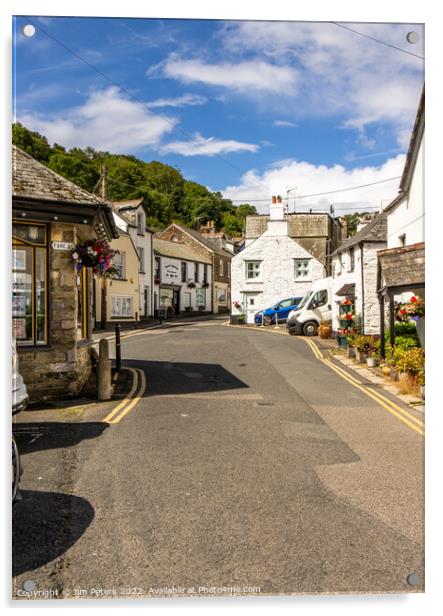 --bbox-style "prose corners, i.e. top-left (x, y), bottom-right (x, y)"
top-left (52, 241), bottom-right (74, 251)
